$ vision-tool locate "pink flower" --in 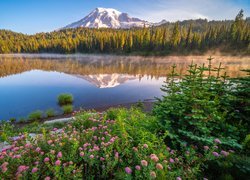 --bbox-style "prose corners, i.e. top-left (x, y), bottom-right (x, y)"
top-left (212, 152), bottom-right (220, 157)
top-left (203, 146), bottom-right (209, 150)
top-left (50, 150), bottom-right (55, 154)
top-left (156, 163), bottom-right (163, 170)
top-left (220, 150), bottom-right (229, 157)
top-left (44, 157), bottom-right (50, 163)
top-left (125, 167), bottom-right (132, 174)
top-left (32, 167), bottom-right (38, 173)
top-left (1, 167), bottom-right (7, 173)
top-left (150, 154), bottom-right (159, 162)
top-left (115, 152), bottom-right (119, 159)
top-left (89, 155), bottom-right (94, 159)
top-left (80, 152), bottom-right (84, 157)
top-left (133, 147), bottom-right (138, 152)
top-left (100, 157), bottom-right (105, 161)
top-left (169, 158), bottom-right (175, 163)
top-left (57, 152), bottom-right (62, 158)
top-left (176, 177), bottom-right (182, 180)
top-left (141, 160), bottom-right (148, 167)
top-left (45, 177), bottom-right (51, 180)
top-left (214, 138), bottom-right (221, 144)
top-left (55, 160), bottom-right (61, 166)
top-left (150, 171), bottom-right (157, 178)
top-left (143, 144), bottom-right (148, 148)
top-left (47, 140), bottom-right (53, 145)
top-left (135, 165), bottom-right (141, 170)
top-left (17, 165), bottom-right (29, 173)
top-left (35, 147), bottom-right (41, 152)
